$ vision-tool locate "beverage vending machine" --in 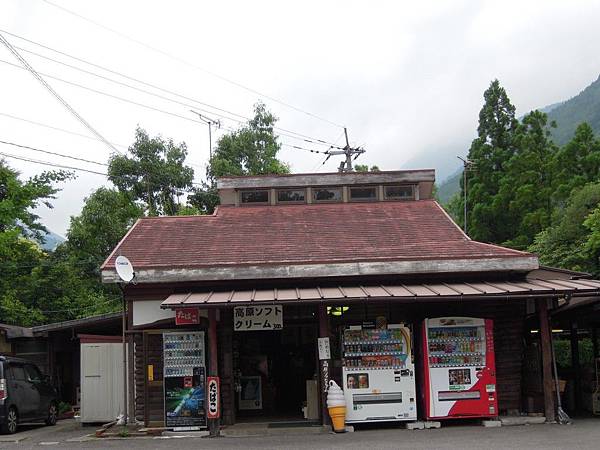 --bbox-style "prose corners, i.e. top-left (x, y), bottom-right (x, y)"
top-left (342, 324), bottom-right (417, 423)
top-left (421, 317), bottom-right (497, 419)
top-left (163, 331), bottom-right (207, 430)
